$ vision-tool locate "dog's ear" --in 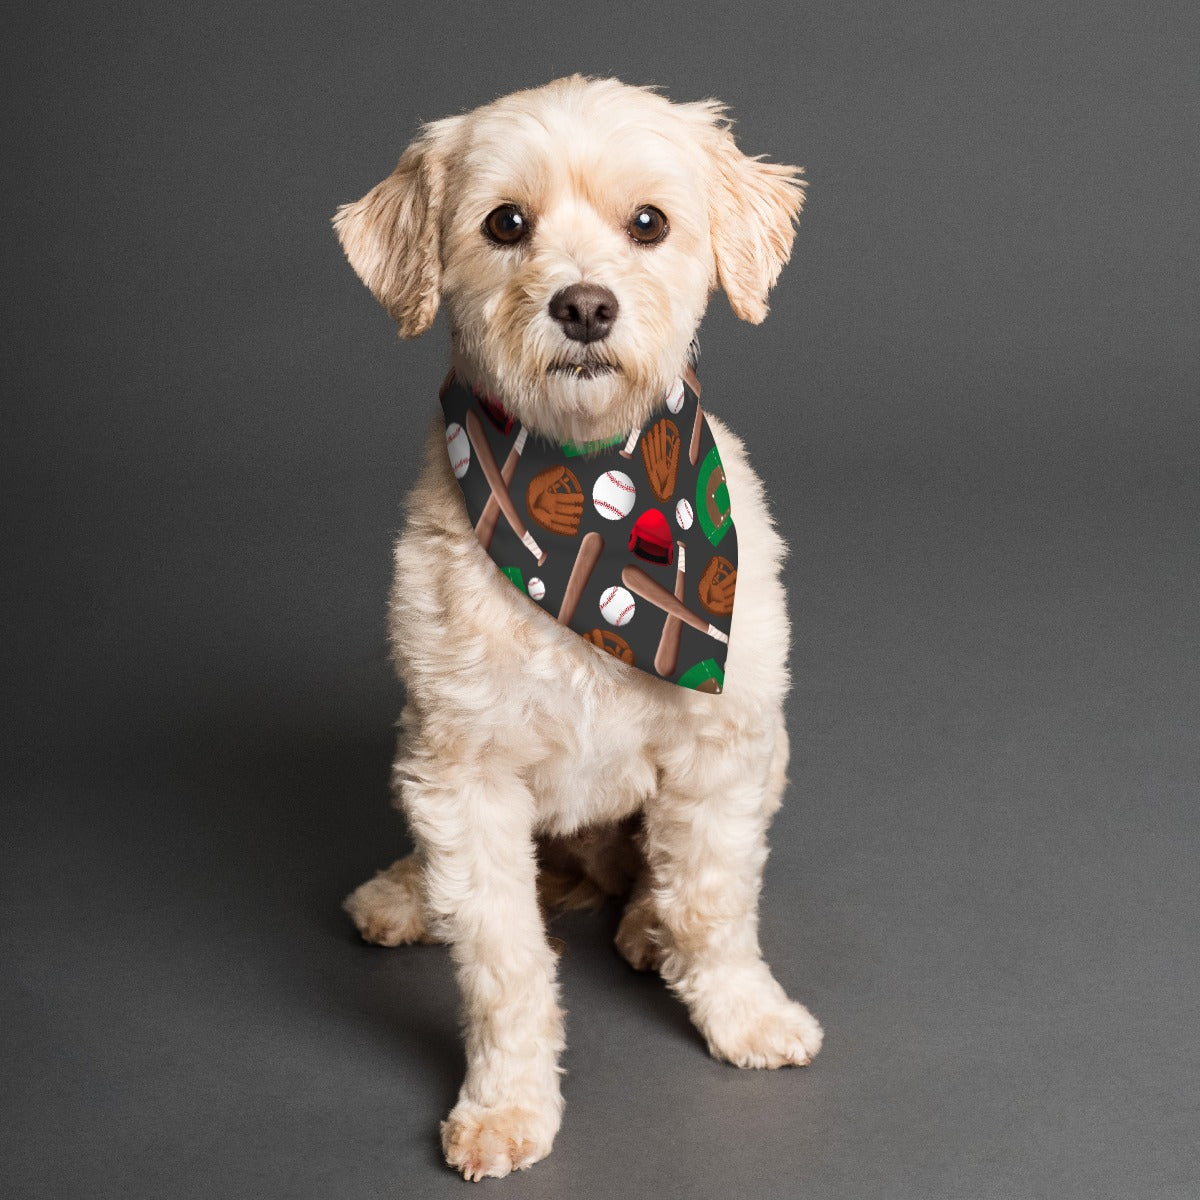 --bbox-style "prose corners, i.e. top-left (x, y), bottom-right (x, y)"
top-left (701, 115), bottom-right (806, 324)
top-left (332, 117), bottom-right (461, 338)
